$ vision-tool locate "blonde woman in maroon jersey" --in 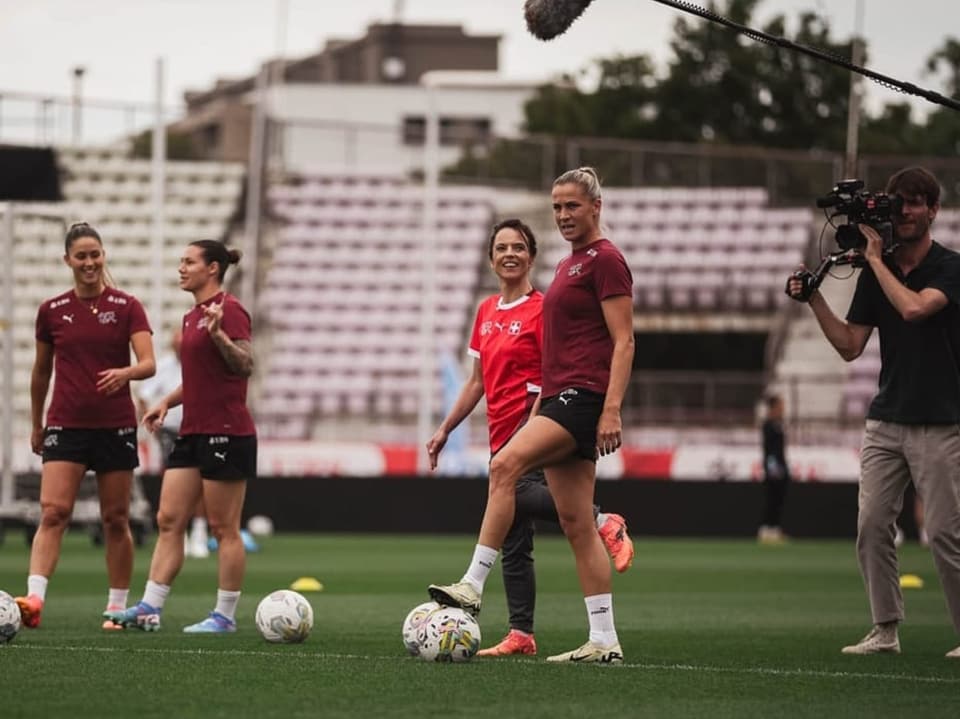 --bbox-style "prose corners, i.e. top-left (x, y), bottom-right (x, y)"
top-left (430, 168), bottom-right (635, 663)
top-left (16, 222), bottom-right (156, 630)
top-left (106, 239), bottom-right (256, 634)
top-left (427, 218), bottom-right (634, 658)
